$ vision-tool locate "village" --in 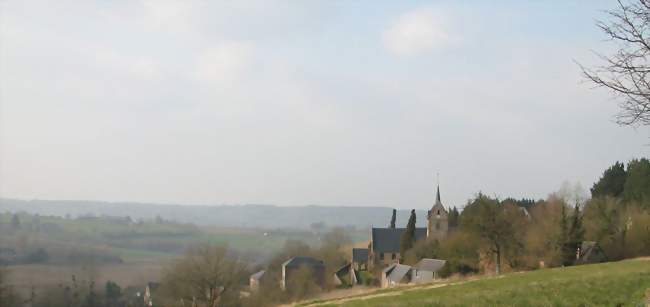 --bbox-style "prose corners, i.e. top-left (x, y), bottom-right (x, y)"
top-left (242, 186), bottom-right (606, 301)
top-left (250, 186), bottom-right (451, 294)
top-left (4, 0), bottom-right (650, 306)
